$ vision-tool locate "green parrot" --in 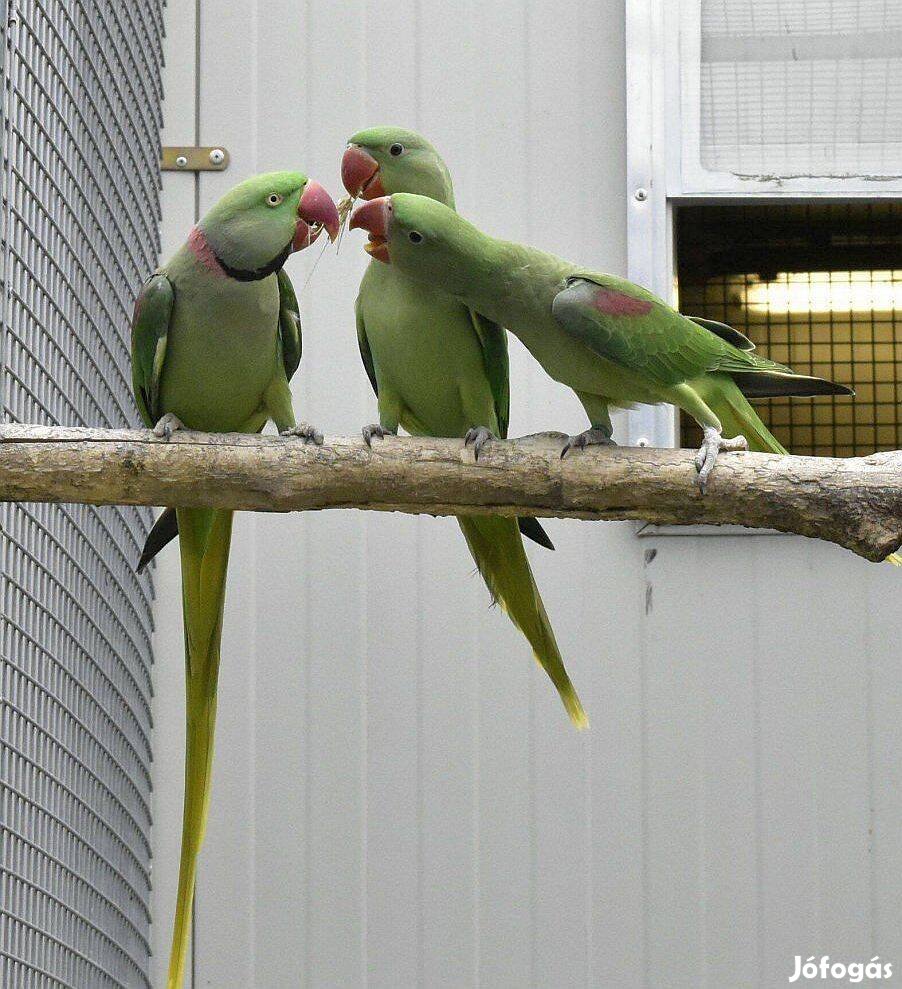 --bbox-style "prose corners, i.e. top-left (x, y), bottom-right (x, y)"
top-left (130, 171), bottom-right (339, 989)
top-left (349, 193), bottom-right (852, 489)
top-left (341, 127), bottom-right (586, 729)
